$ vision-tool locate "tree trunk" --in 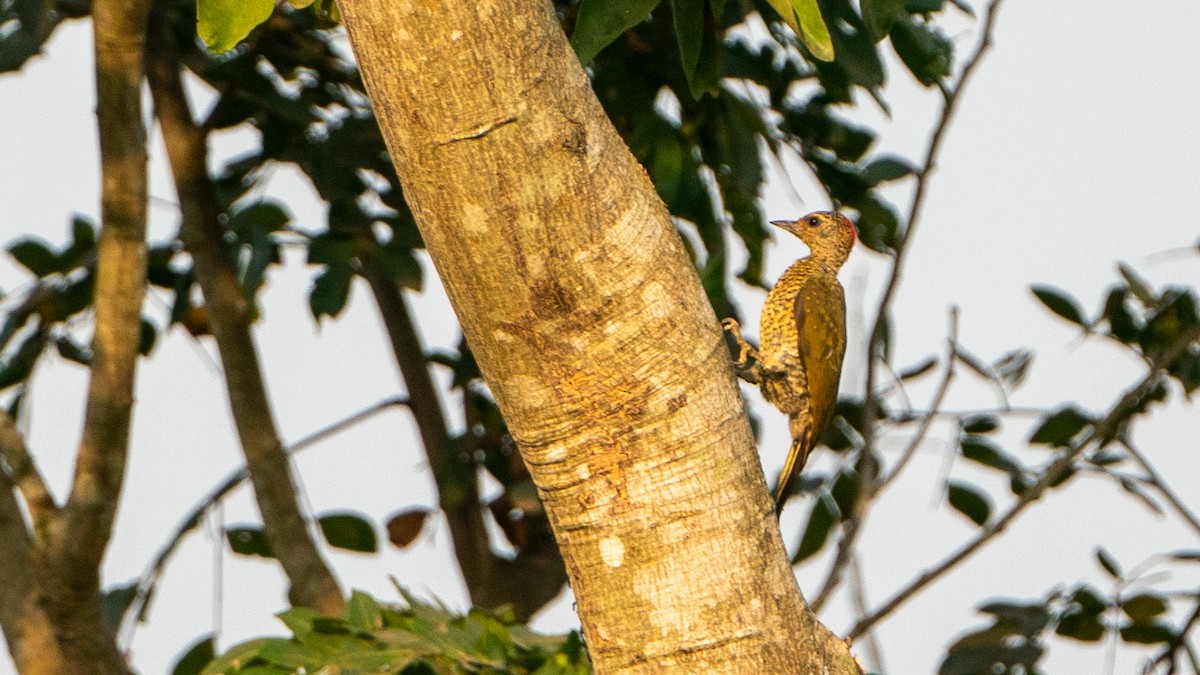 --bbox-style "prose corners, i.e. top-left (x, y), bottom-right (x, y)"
top-left (338, 1), bottom-right (860, 671)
